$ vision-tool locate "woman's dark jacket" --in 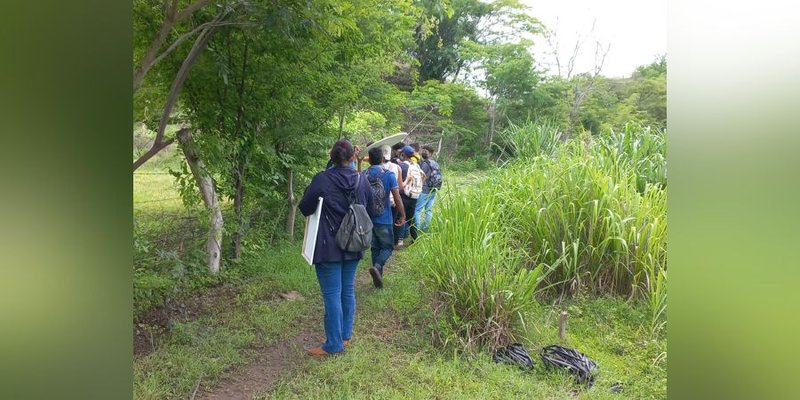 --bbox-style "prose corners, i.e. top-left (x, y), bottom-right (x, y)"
top-left (299, 166), bottom-right (374, 264)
